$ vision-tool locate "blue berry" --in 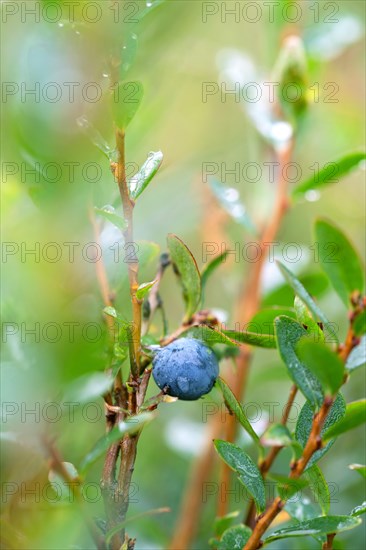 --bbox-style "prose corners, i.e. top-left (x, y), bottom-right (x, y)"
top-left (152, 338), bottom-right (219, 400)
